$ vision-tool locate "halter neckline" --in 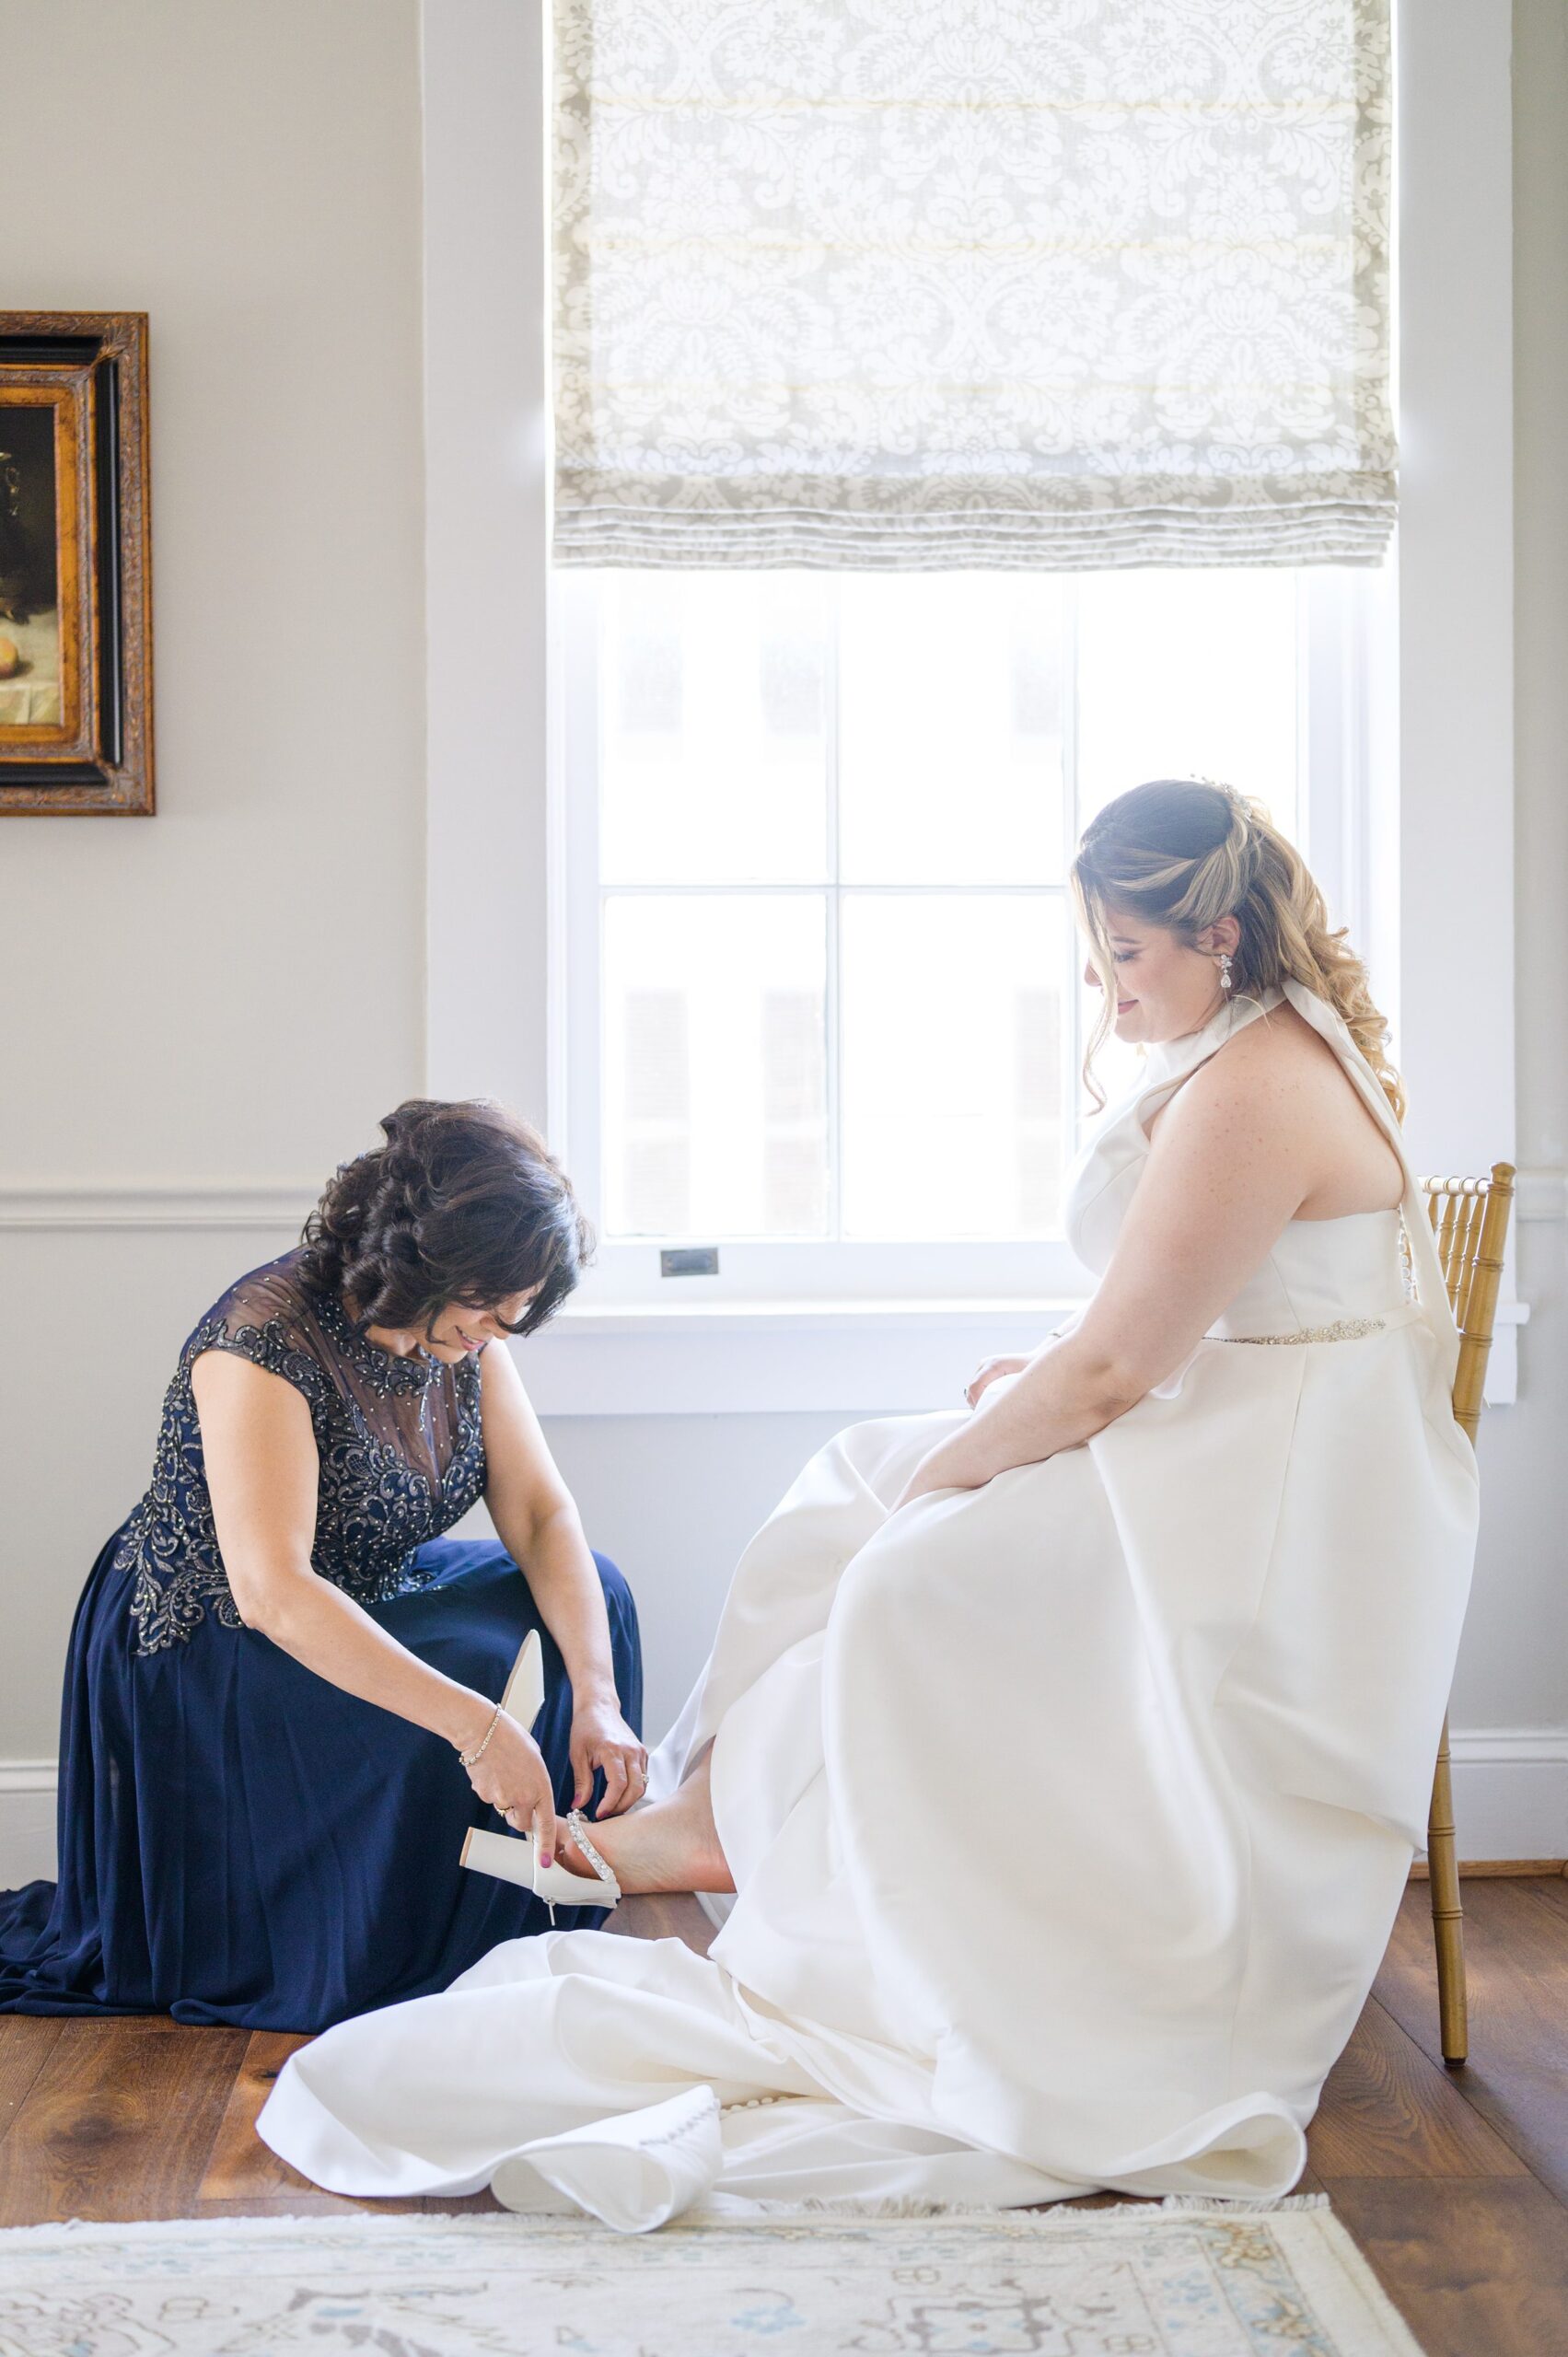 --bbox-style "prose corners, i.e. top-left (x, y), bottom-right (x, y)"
top-left (1136, 981), bottom-right (1285, 1086)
